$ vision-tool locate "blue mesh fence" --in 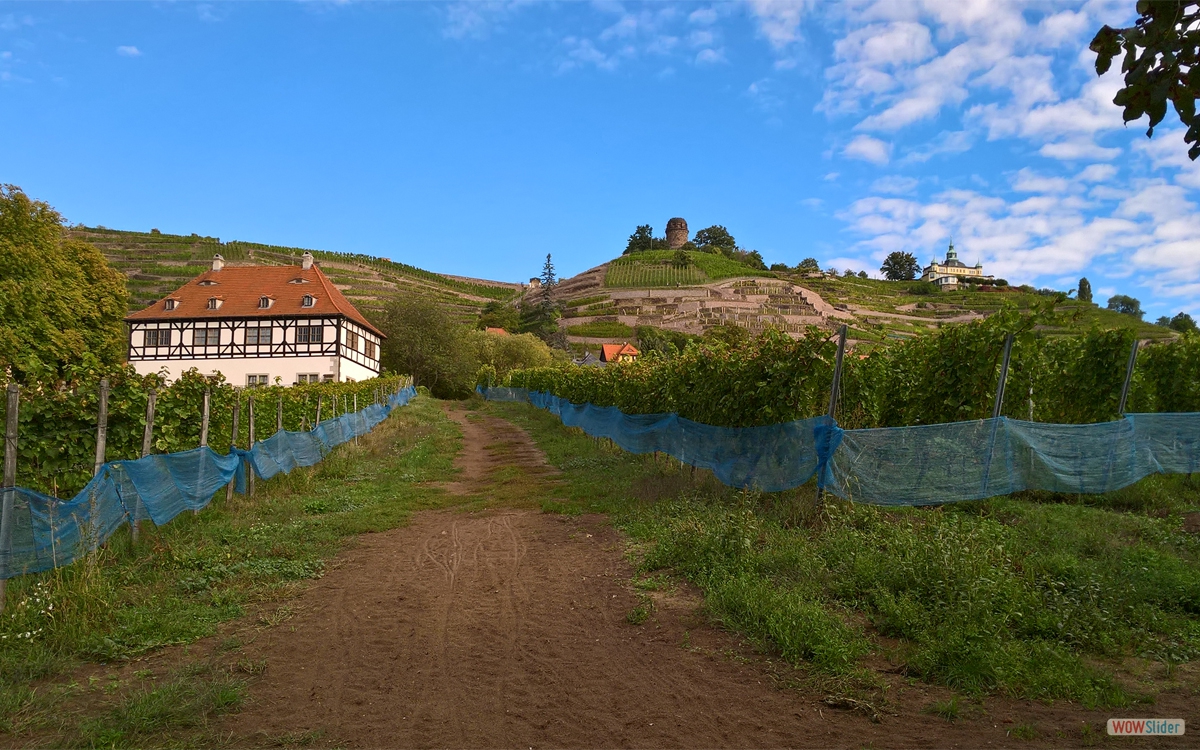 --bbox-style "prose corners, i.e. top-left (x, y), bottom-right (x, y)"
top-left (0, 386), bottom-right (416, 580)
top-left (482, 387), bottom-right (1200, 505)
